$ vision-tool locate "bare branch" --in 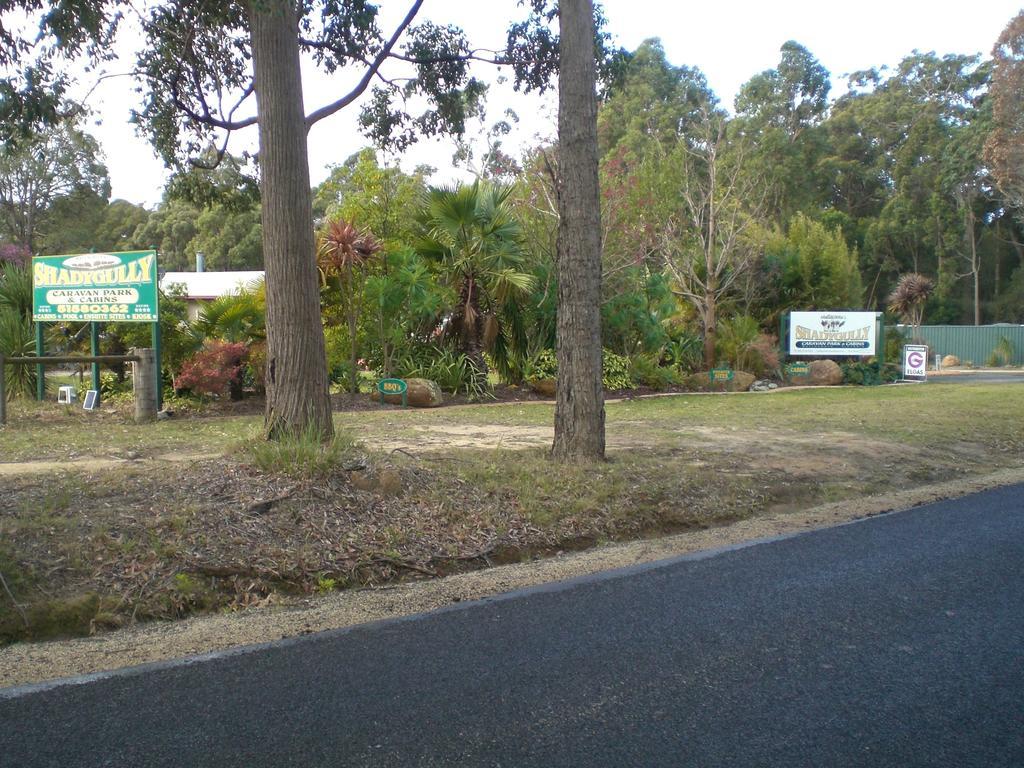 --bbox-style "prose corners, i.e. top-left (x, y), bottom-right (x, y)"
top-left (304, 0), bottom-right (424, 131)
